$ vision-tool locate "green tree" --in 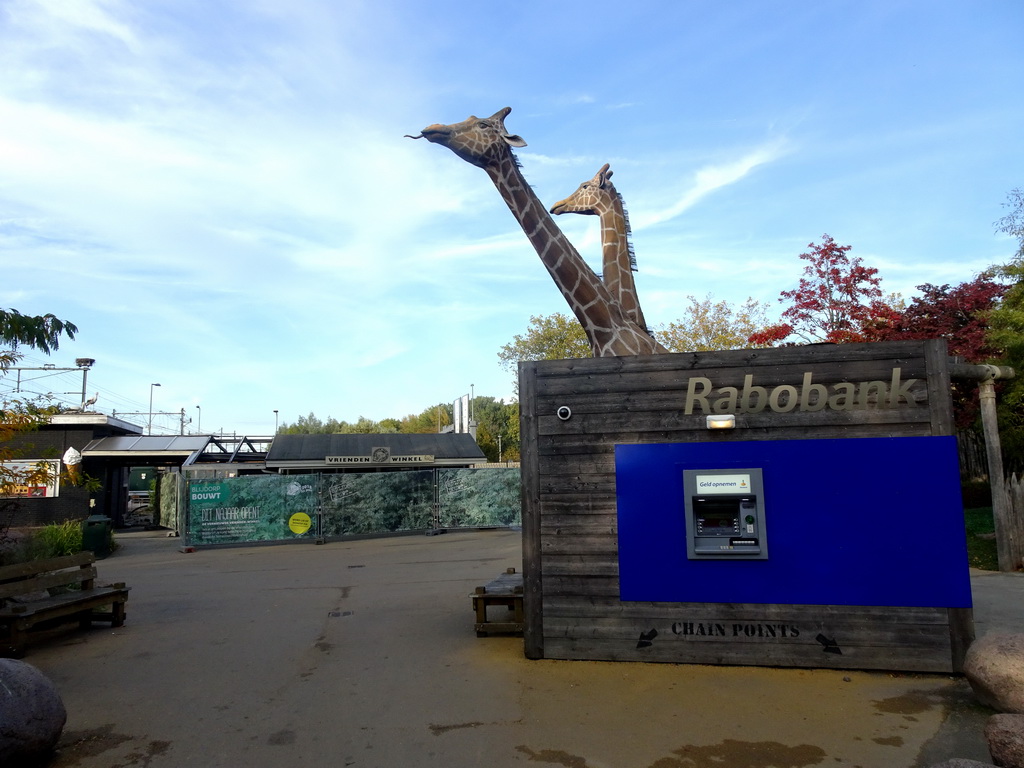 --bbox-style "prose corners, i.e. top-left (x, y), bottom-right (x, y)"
top-left (400, 403), bottom-right (452, 434)
top-left (279, 413), bottom-right (401, 434)
top-left (0, 309), bottom-right (78, 361)
top-left (988, 188), bottom-right (1024, 473)
top-left (995, 188), bottom-right (1024, 260)
top-left (336, 416), bottom-right (398, 434)
top-left (497, 313), bottom-right (590, 374)
top-left (1, 309), bottom-right (80, 504)
top-left (471, 396), bottom-right (520, 462)
top-left (279, 413), bottom-right (332, 434)
top-left (656, 294), bottom-right (774, 352)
